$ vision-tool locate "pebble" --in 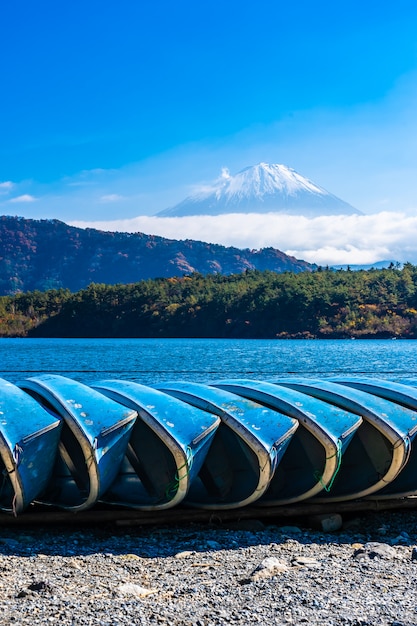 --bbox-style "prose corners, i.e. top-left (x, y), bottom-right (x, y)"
top-left (308, 513), bottom-right (343, 532)
top-left (292, 556), bottom-right (322, 568)
top-left (248, 556), bottom-right (289, 581)
top-left (0, 510), bottom-right (417, 624)
top-left (277, 525), bottom-right (303, 534)
top-left (174, 550), bottom-right (194, 558)
top-left (117, 583), bottom-right (158, 597)
top-left (353, 541), bottom-right (398, 560)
